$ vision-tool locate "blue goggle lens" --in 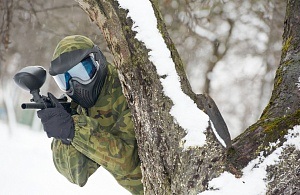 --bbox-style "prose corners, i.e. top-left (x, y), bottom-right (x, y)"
top-left (53, 55), bottom-right (98, 92)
